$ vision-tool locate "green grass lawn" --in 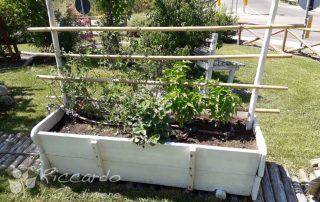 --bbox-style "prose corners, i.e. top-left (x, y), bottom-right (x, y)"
top-left (18, 44), bottom-right (41, 53)
top-left (0, 44), bottom-right (319, 200)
